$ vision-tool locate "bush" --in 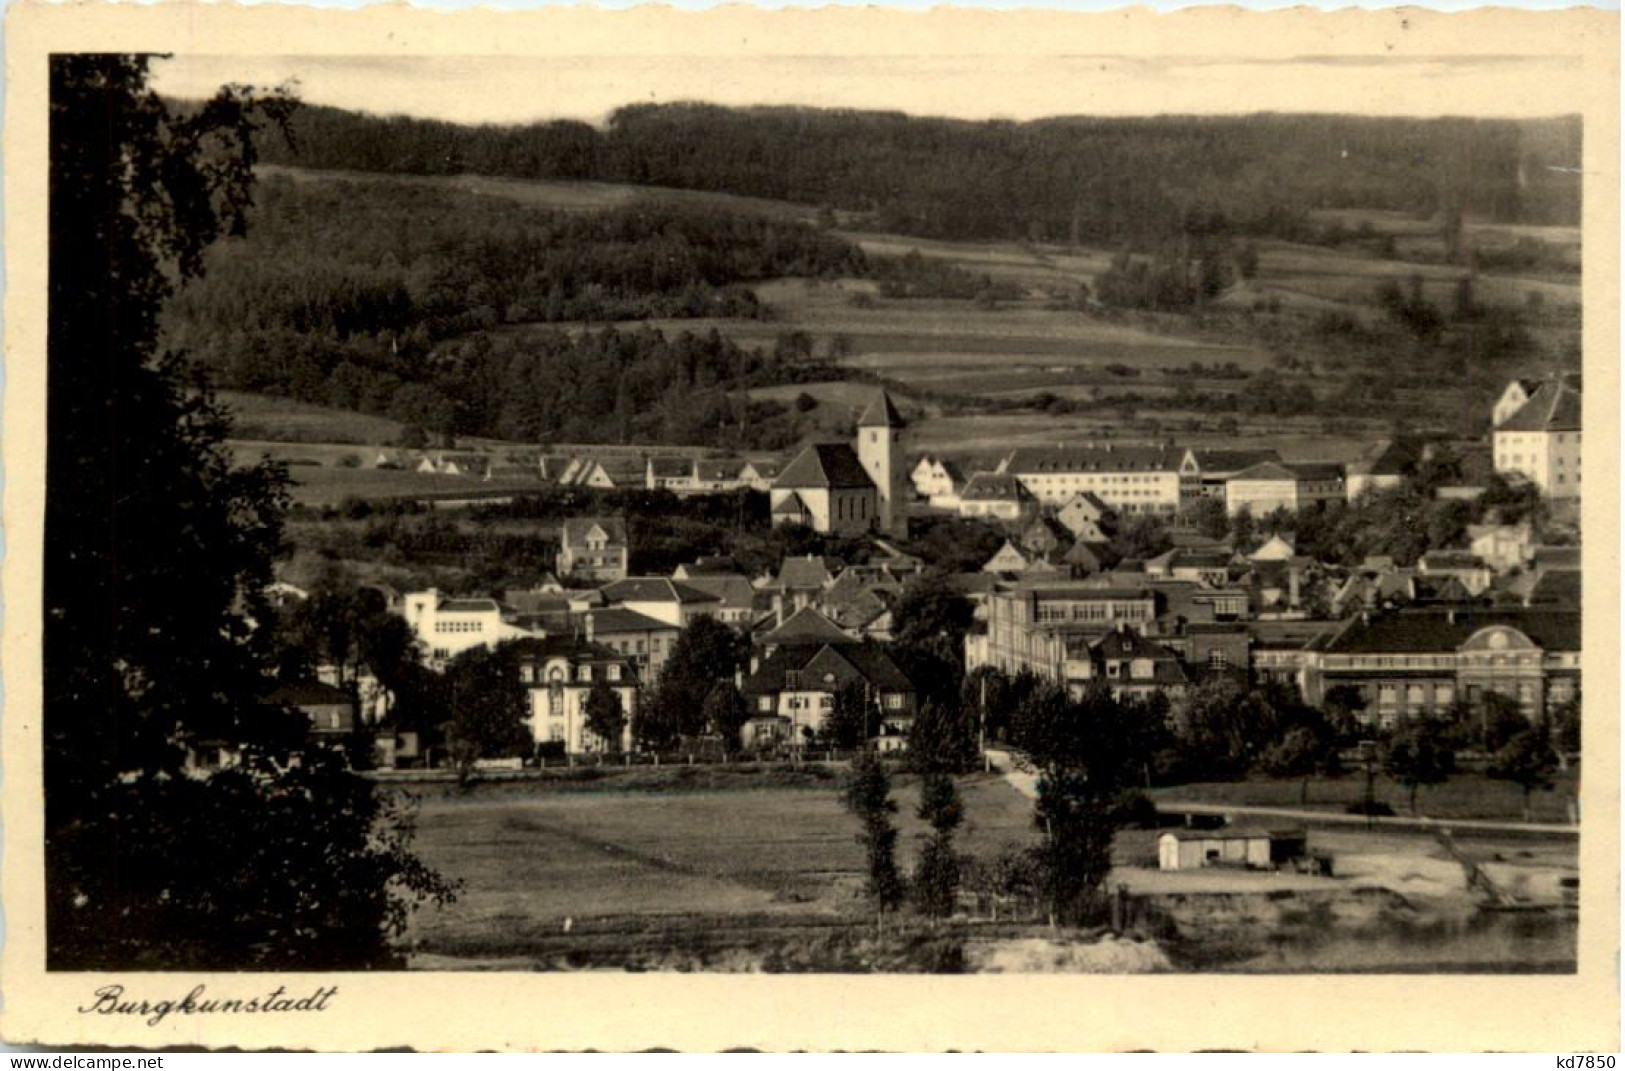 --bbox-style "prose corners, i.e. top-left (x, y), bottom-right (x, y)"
top-left (1345, 800), bottom-right (1395, 817)
top-left (338, 453), bottom-right (362, 469)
